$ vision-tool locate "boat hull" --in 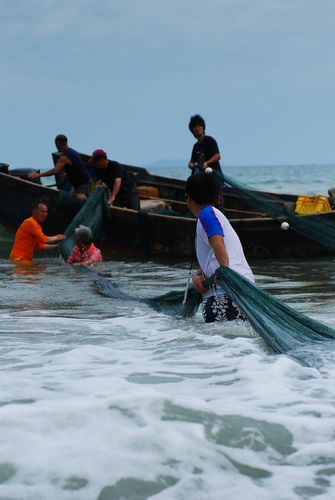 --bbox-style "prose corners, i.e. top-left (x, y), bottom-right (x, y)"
top-left (1, 171), bottom-right (334, 260)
